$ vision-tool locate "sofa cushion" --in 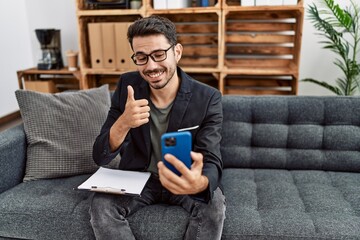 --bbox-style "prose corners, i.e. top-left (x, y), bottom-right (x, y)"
top-left (0, 175), bottom-right (189, 240)
top-left (221, 96), bottom-right (360, 172)
top-left (221, 168), bottom-right (360, 239)
top-left (0, 175), bottom-right (95, 240)
top-left (15, 85), bottom-right (110, 181)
